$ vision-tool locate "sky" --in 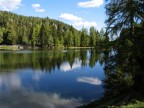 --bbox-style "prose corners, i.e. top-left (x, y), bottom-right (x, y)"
top-left (0, 0), bottom-right (106, 31)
